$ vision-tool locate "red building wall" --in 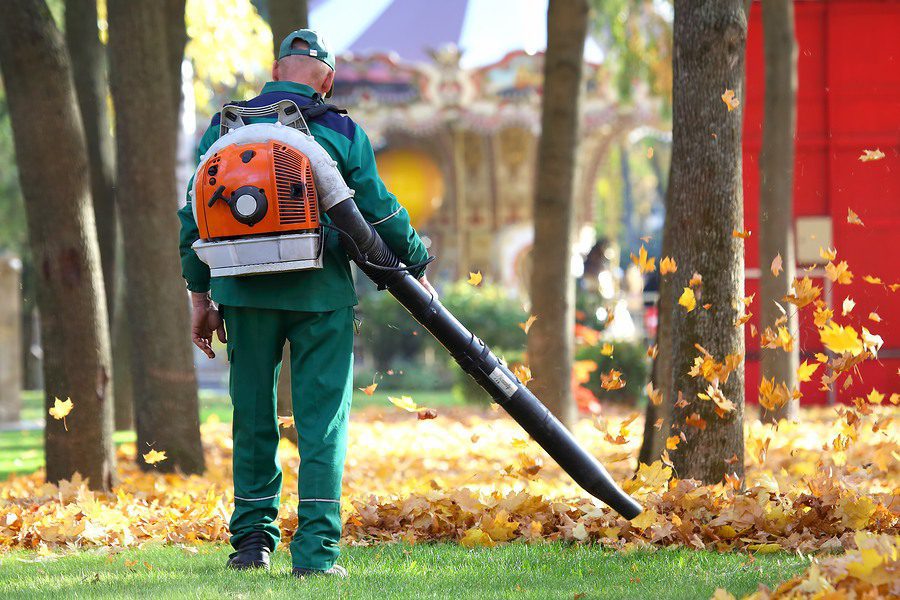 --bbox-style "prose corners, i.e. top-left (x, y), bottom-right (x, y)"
top-left (742, 0), bottom-right (900, 404)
